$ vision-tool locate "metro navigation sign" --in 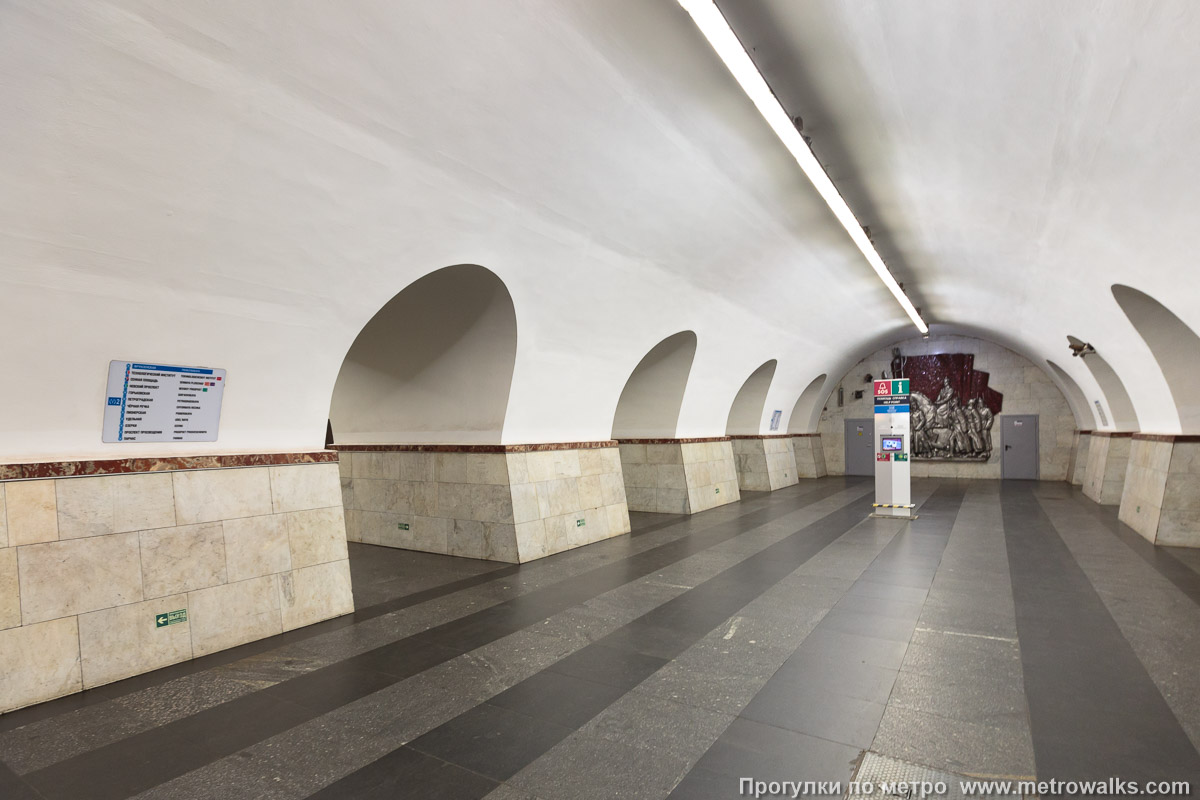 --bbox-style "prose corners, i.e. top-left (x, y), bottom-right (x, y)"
top-left (155, 609), bottom-right (188, 628)
top-left (873, 379), bottom-right (910, 397)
